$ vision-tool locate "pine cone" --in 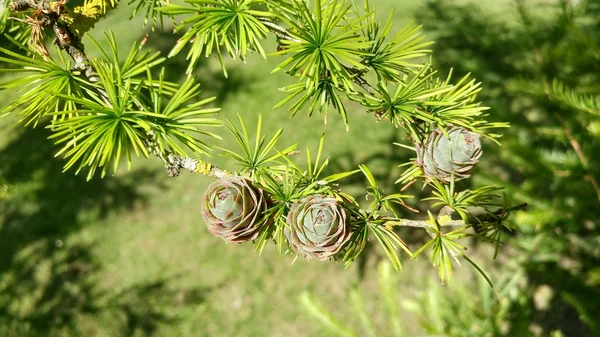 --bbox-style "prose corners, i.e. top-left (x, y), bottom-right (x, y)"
top-left (201, 176), bottom-right (268, 243)
top-left (416, 127), bottom-right (482, 182)
top-left (285, 195), bottom-right (351, 260)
